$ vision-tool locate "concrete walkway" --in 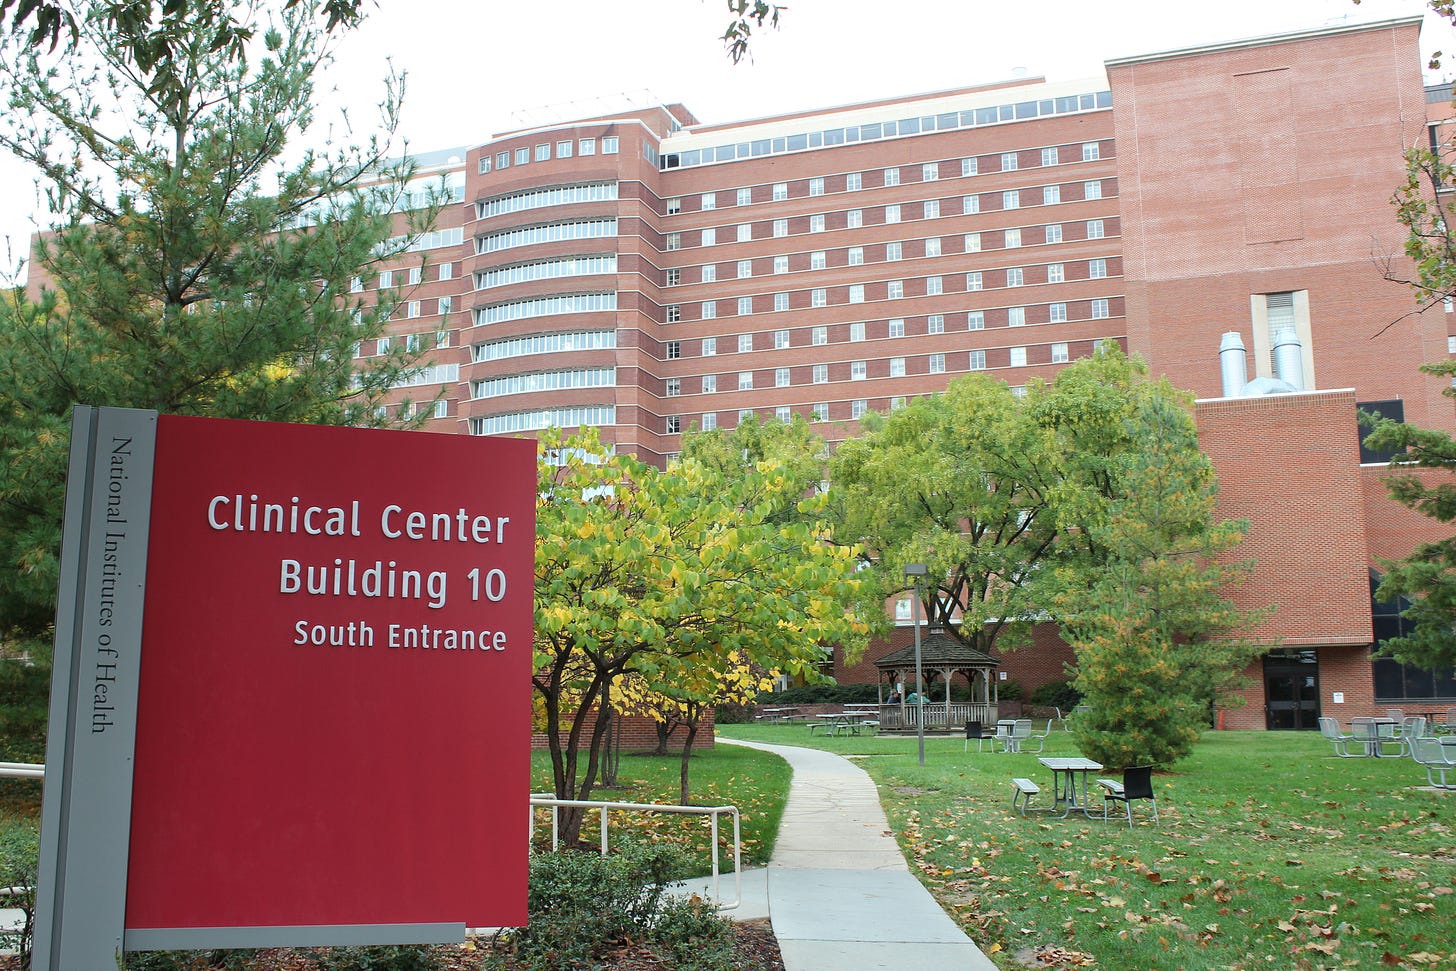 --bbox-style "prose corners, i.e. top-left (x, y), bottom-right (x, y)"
top-left (677, 738), bottom-right (997, 971)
